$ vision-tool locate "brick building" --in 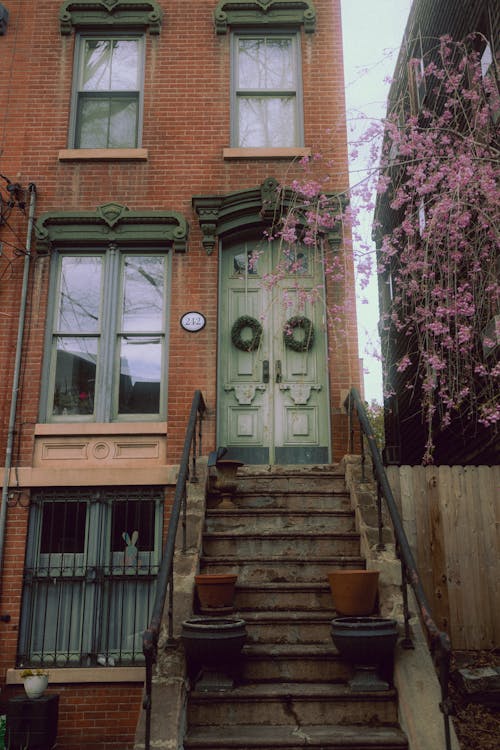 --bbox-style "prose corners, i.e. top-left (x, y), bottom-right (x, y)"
top-left (0, 1), bottom-right (359, 746)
